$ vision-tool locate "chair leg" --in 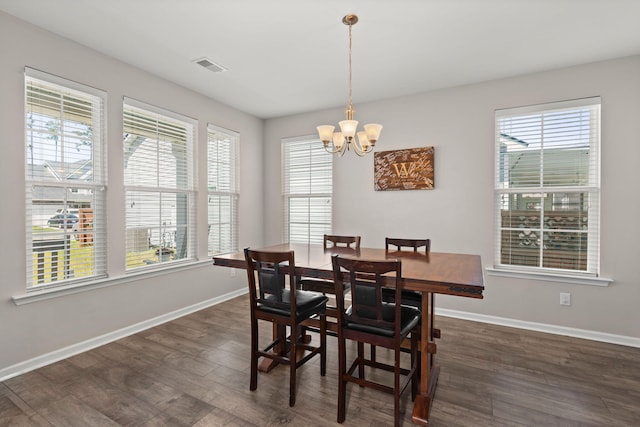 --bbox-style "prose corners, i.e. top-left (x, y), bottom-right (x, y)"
top-left (394, 345), bottom-right (401, 427)
top-left (337, 334), bottom-right (347, 424)
top-left (250, 317), bottom-right (258, 391)
top-left (370, 344), bottom-right (376, 362)
top-left (289, 324), bottom-right (297, 407)
top-left (411, 332), bottom-right (418, 400)
top-left (357, 342), bottom-right (365, 384)
top-left (320, 314), bottom-right (327, 376)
